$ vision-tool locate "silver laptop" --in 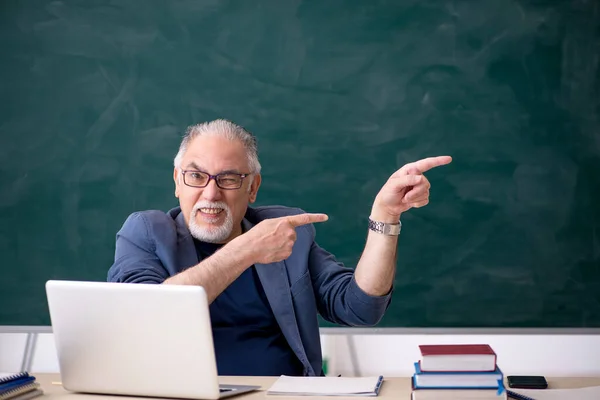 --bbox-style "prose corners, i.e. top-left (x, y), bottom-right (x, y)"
top-left (46, 280), bottom-right (260, 399)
